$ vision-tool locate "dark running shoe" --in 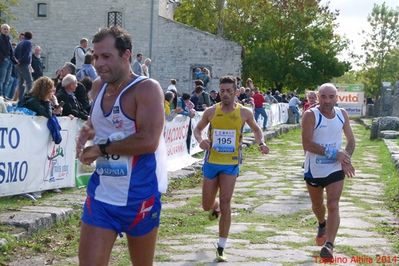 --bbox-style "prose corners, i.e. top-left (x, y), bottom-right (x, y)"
top-left (320, 242), bottom-right (334, 259)
top-left (315, 224), bottom-right (326, 246)
top-left (208, 209), bottom-right (220, 221)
